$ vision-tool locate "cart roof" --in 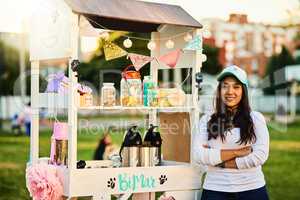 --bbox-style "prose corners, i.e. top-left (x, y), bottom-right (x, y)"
top-left (65, 0), bottom-right (202, 32)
